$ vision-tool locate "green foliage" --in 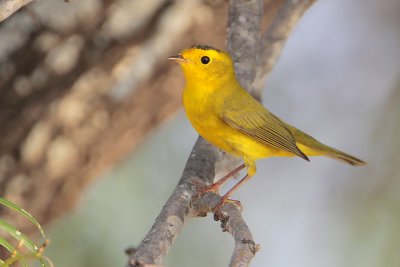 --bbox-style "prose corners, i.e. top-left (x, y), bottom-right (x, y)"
top-left (0, 198), bottom-right (53, 267)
